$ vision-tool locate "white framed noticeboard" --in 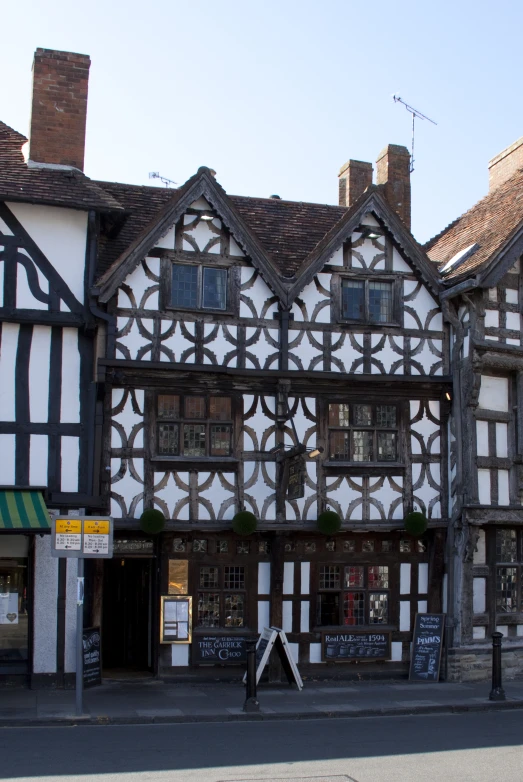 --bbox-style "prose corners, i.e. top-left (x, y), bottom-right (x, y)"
top-left (160, 596), bottom-right (192, 644)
